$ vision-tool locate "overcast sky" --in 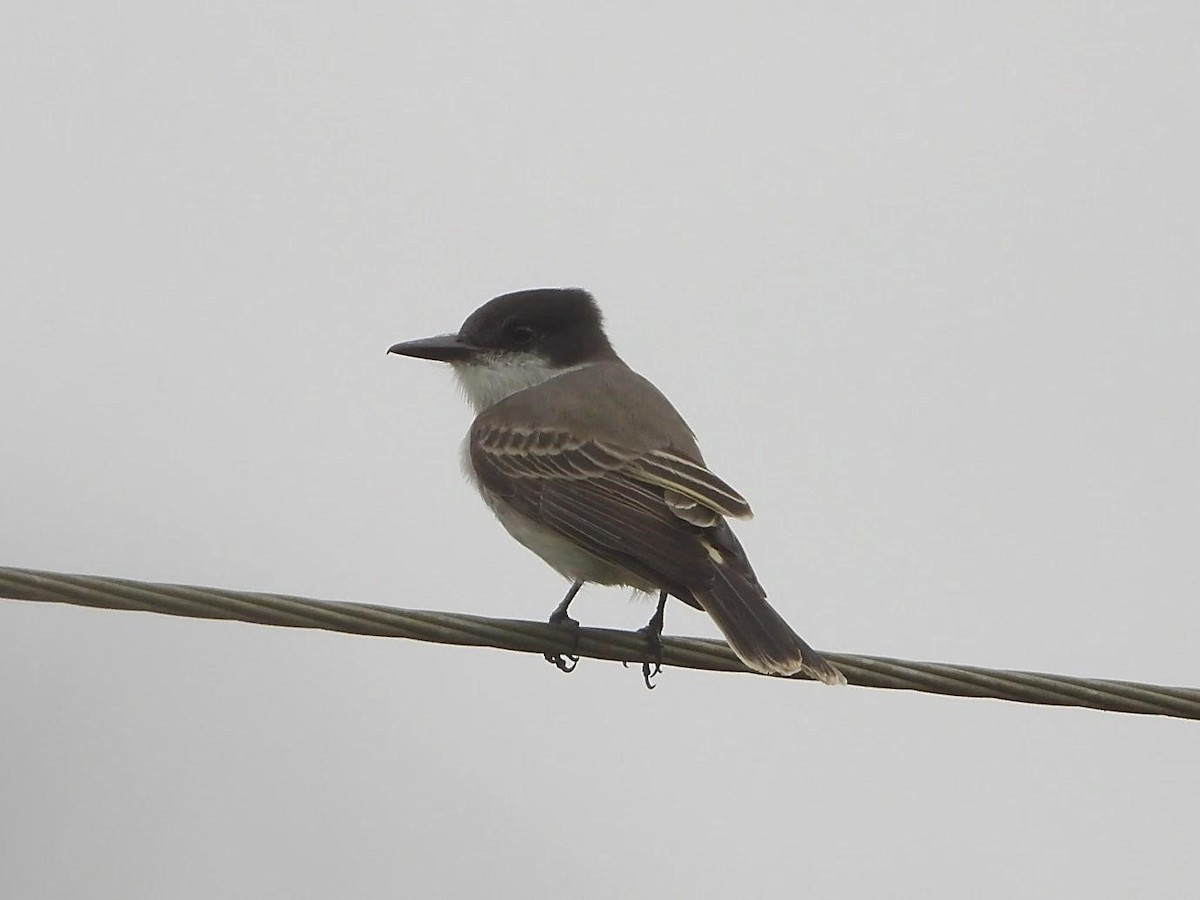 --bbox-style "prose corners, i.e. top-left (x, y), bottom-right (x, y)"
top-left (2, 4), bottom-right (1197, 898)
